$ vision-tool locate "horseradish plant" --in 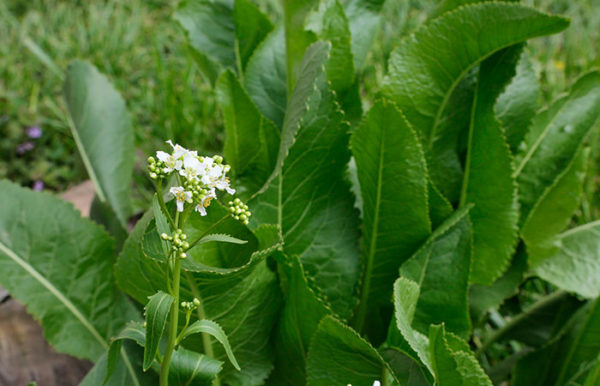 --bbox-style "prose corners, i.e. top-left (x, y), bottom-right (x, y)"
top-left (1, 0), bottom-right (600, 385)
